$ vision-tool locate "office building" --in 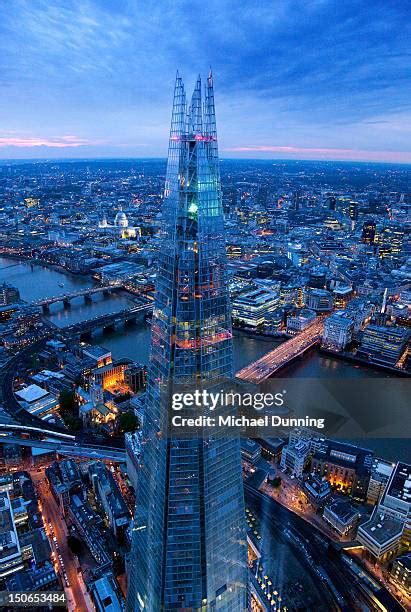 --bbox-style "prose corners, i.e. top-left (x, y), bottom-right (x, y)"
top-left (81, 344), bottom-right (112, 368)
top-left (124, 364), bottom-right (146, 393)
top-left (379, 224), bottom-right (404, 261)
top-left (332, 285), bottom-right (353, 308)
top-left (306, 288), bottom-right (333, 312)
top-left (378, 462), bottom-right (411, 547)
top-left (125, 431), bottom-right (142, 491)
top-left (15, 384), bottom-right (59, 418)
top-left (357, 512), bottom-right (403, 562)
top-left (367, 459), bottom-right (395, 505)
top-left (322, 310), bottom-right (355, 350)
top-left (286, 308), bottom-right (316, 334)
top-left (232, 287), bottom-right (279, 328)
top-left (280, 440), bottom-right (310, 477)
top-left (257, 437), bottom-right (286, 463)
top-left (68, 495), bottom-right (111, 569)
top-left (45, 460), bottom-right (83, 514)
top-left (0, 282), bottom-right (20, 306)
top-left (362, 219), bottom-right (376, 244)
top-left (0, 491), bottom-right (24, 578)
top-left (345, 298), bottom-right (374, 332)
top-left (90, 572), bottom-right (125, 611)
top-left (307, 268), bottom-right (326, 289)
top-left (358, 325), bottom-right (409, 366)
top-left (240, 439), bottom-right (261, 465)
top-left (127, 72), bottom-right (247, 611)
top-left (89, 462), bottom-right (130, 539)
